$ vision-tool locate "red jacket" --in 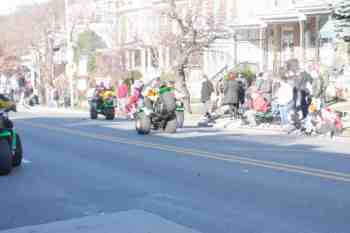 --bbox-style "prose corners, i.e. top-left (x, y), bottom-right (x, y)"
top-left (252, 96), bottom-right (268, 113)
